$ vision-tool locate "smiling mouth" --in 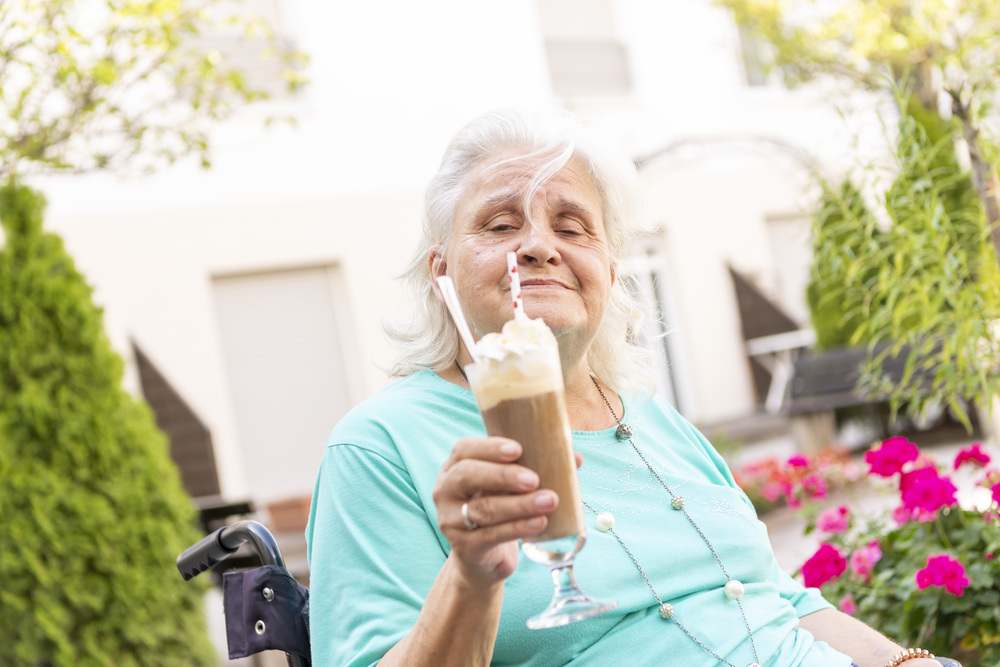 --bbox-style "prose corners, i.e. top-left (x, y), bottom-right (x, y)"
top-left (519, 280), bottom-right (570, 290)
